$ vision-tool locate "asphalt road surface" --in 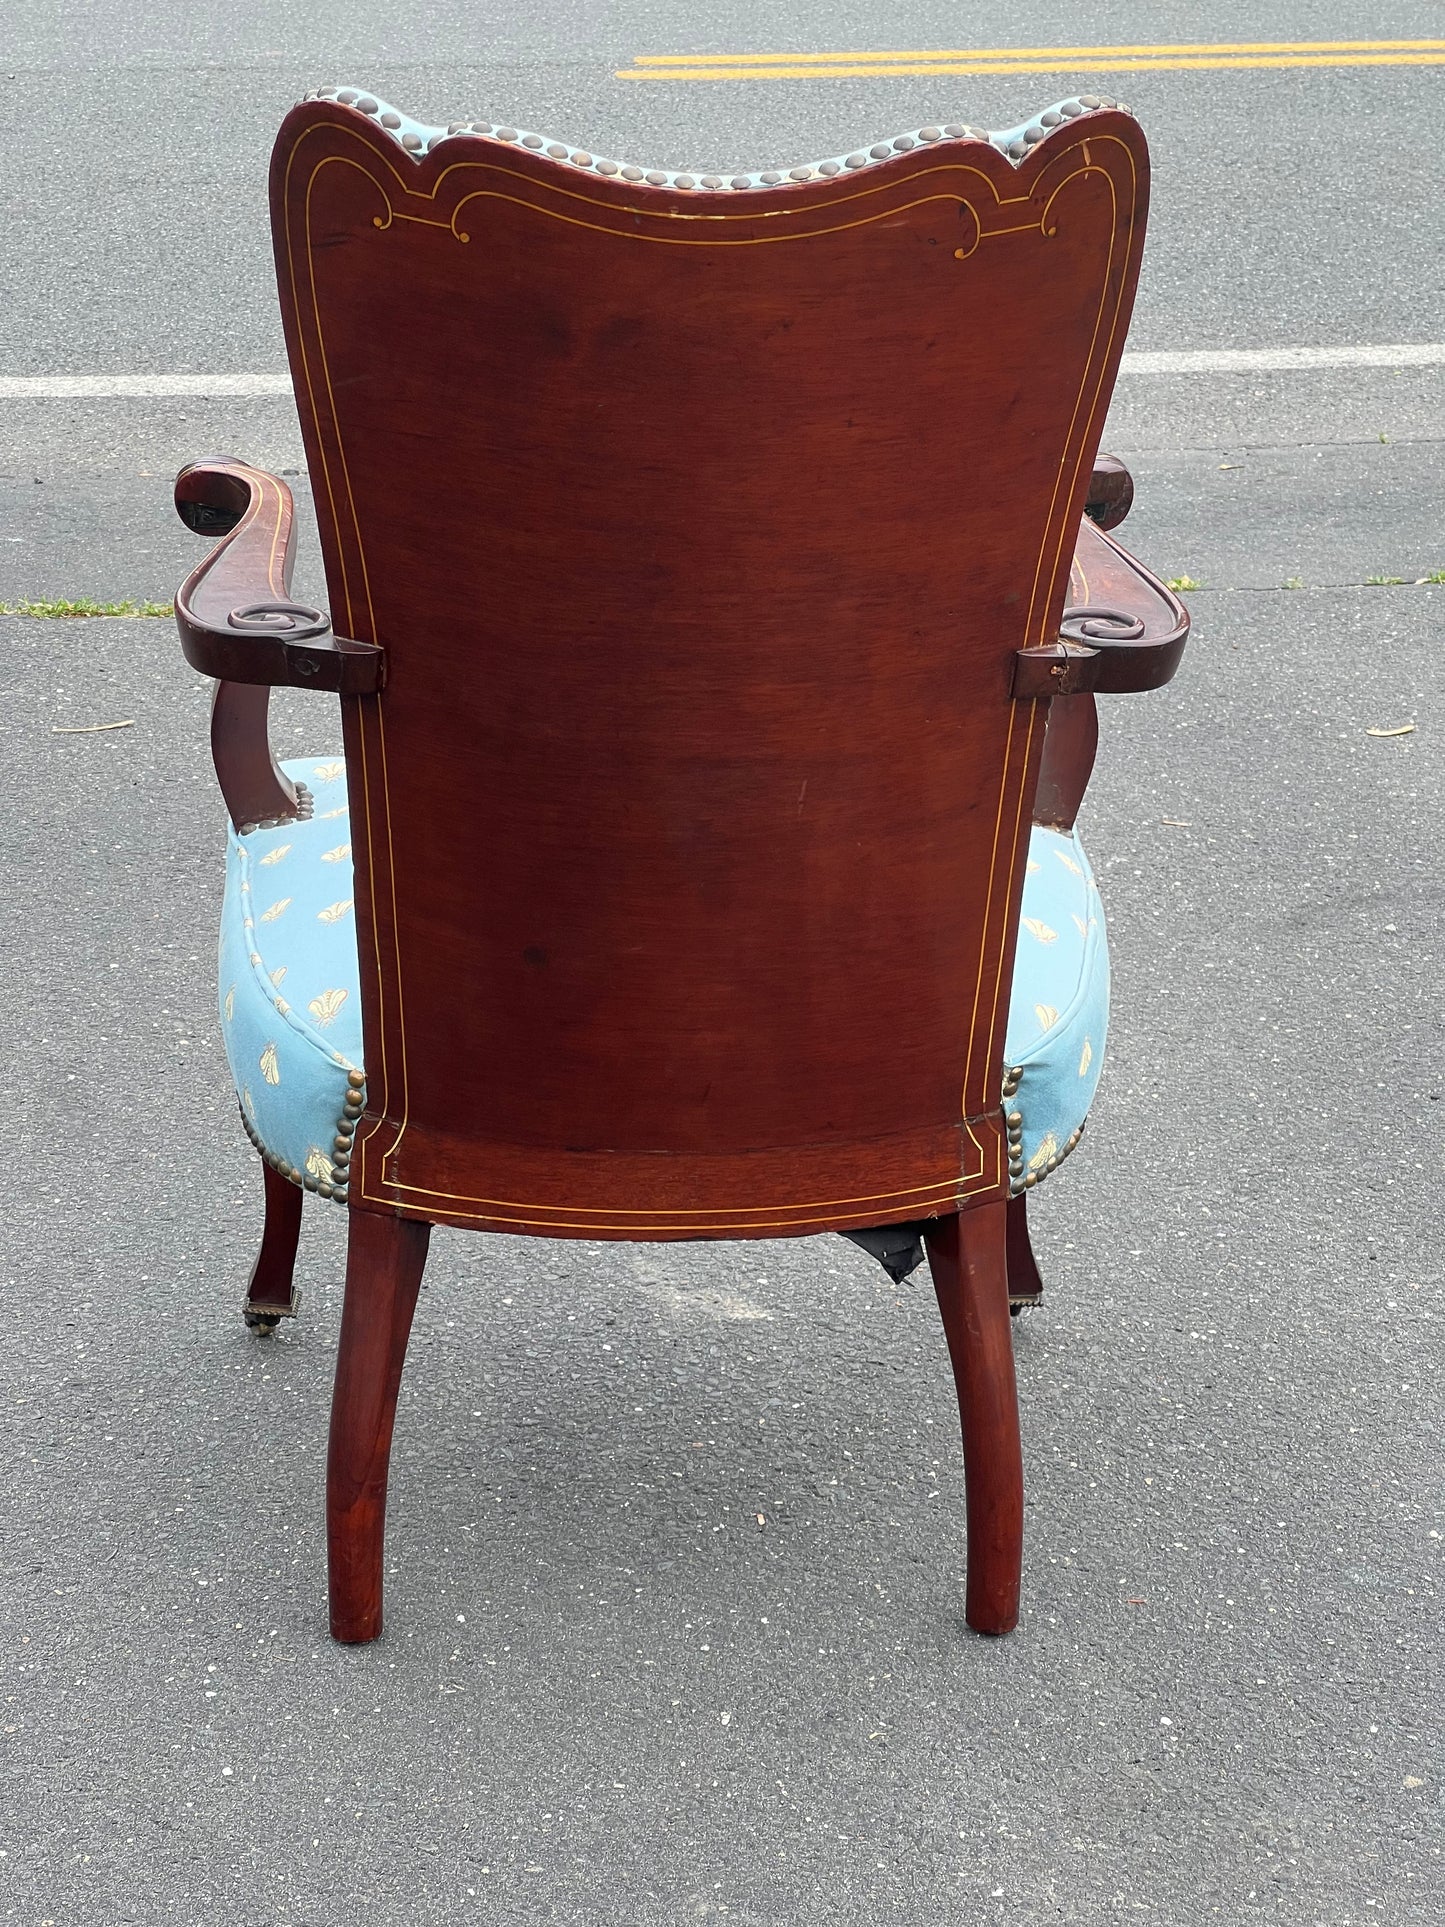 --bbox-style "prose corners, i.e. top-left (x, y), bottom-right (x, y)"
top-left (2, 7), bottom-right (1441, 1925)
